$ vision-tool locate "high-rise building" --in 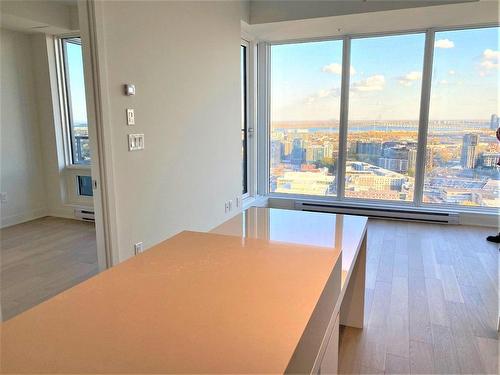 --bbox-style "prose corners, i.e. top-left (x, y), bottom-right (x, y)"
top-left (490, 114), bottom-right (499, 130)
top-left (270, 140), bottom-right (283, 167)
top-left (283, 140), bottom-right (293, 157)
top-left (291, 138), bottom-right (305, 165)
top-left (479, 152), bottom-right (500, 168)
top-left (324, 143), bottom-right (335, 159)
top-left (356, 141), bottom-right (382, 156)
top-left (460, 133), bottom-right (479, 169)
top-left (425, 147), bottom-right (434, 170)
top-left (378, 157), bottom-right (409, 173)
top-left (408, 149), bottom-right (417, 174)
